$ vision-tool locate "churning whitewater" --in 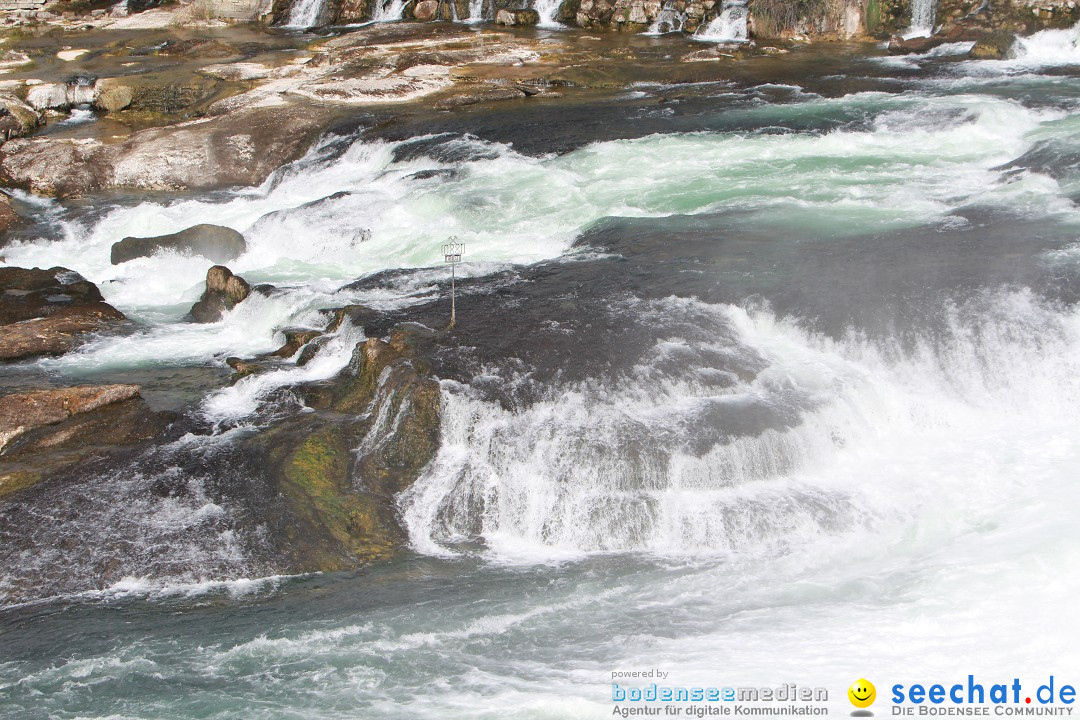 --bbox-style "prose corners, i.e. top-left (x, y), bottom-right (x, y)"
top-left (2, 21), bottom-right (1080, 720)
